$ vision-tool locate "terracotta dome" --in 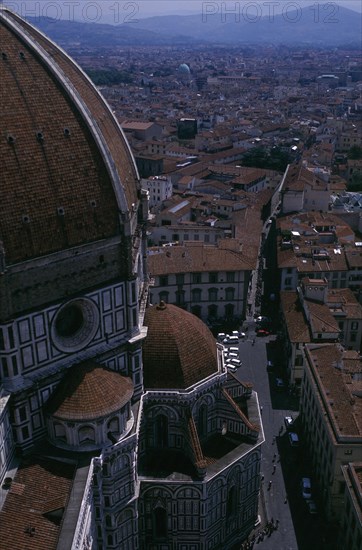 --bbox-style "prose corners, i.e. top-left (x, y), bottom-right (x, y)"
top-left (45, 362), bottom-right (134, 421)
top-left (0, 8), bottom-right (139, 264)
top-left (143, 302), bottom-right (218, 389)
